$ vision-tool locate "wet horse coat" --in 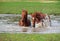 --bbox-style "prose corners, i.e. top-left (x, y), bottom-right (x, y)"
top-left (19, 10), bottom-right (31, 27)
top-left (31, 12), bottom-right (48, 28)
